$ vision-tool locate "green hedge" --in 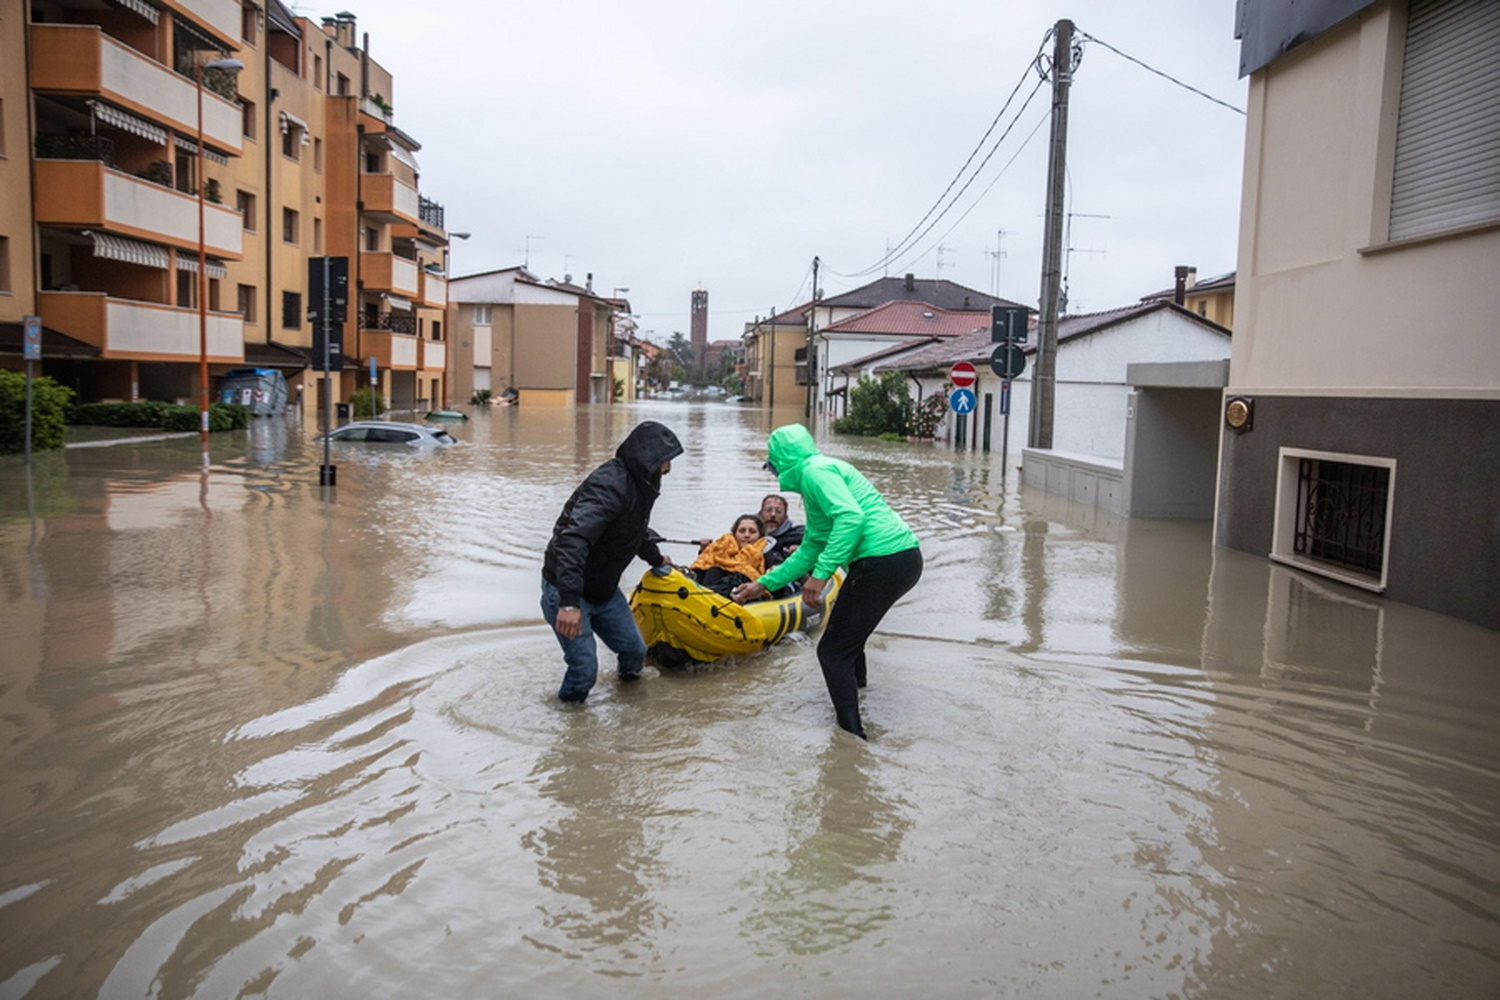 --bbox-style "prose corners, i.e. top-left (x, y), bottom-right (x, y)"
top-left (0, 371), bottom-right (75, 454)
top-left (70, 399), bottom-right (248, 433)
